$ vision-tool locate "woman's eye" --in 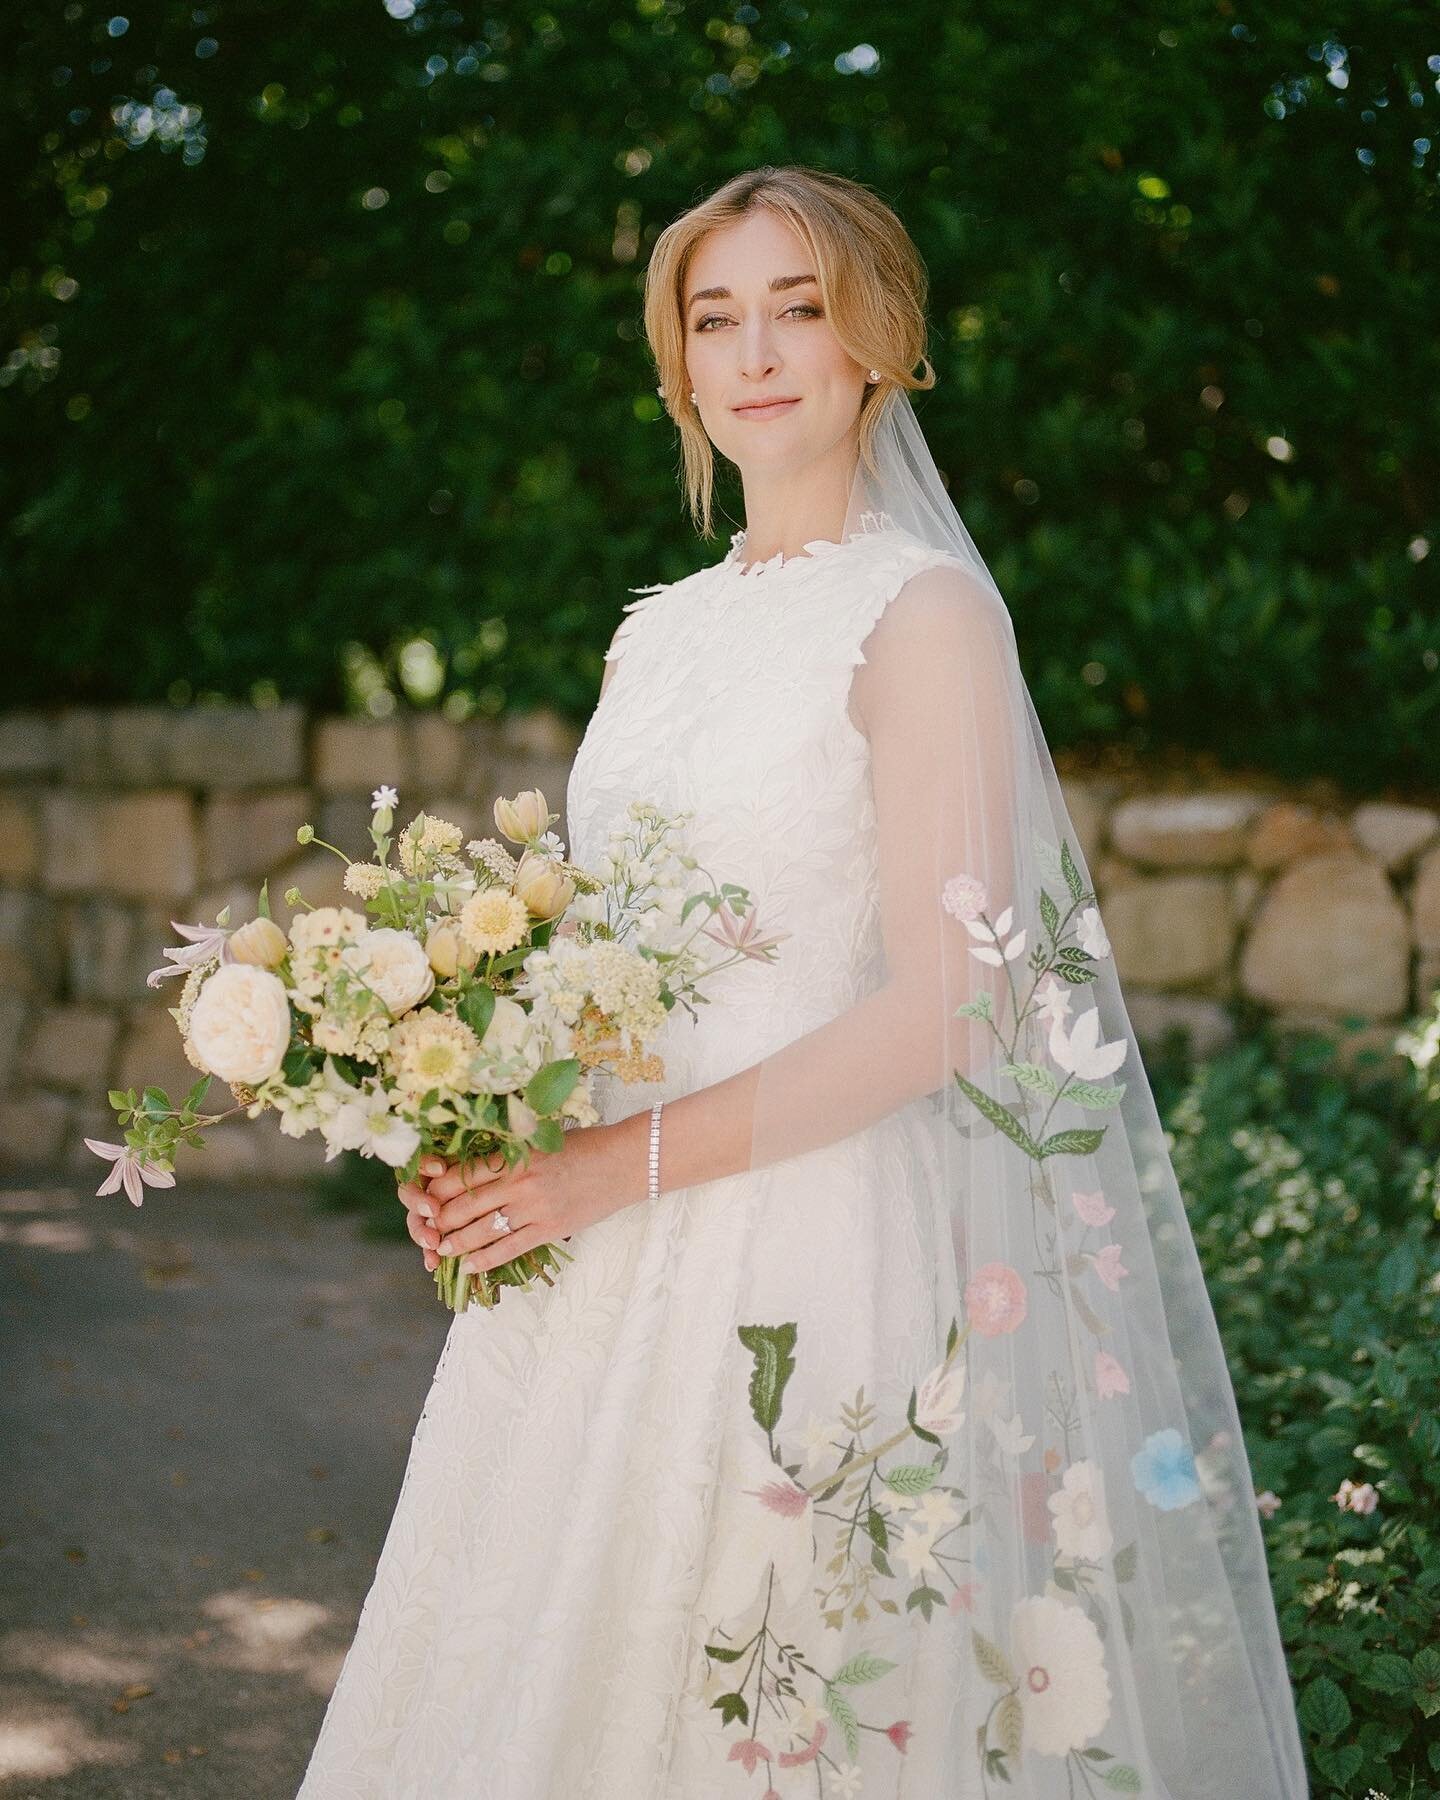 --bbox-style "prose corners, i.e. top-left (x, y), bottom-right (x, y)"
top-left (692, 303), bottom-right (824, 332)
